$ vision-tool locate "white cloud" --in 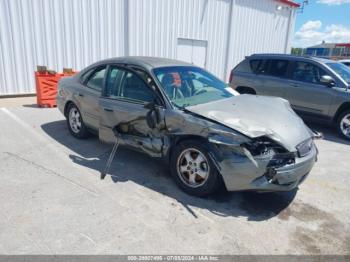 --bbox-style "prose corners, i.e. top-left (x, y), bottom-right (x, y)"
top-left (299, 20), bottom-right (322, 32)
top-left (293, 20), bottom-right (350, 47)
top-left (317, 0), bottom-right (350, 5)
